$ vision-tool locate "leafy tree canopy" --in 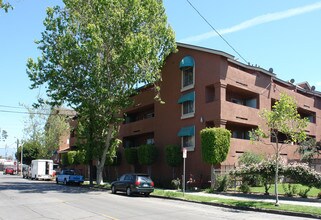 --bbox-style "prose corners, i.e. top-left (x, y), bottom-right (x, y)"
top-left (26, 0), bottom-right (176, 184)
